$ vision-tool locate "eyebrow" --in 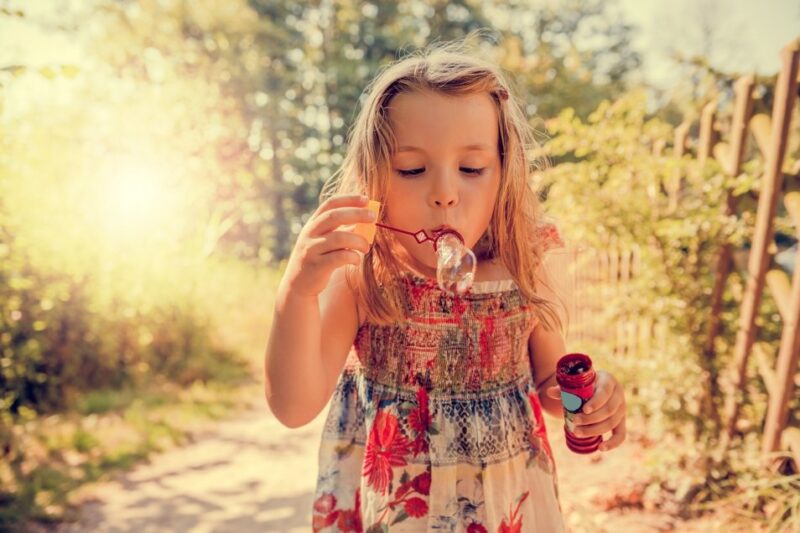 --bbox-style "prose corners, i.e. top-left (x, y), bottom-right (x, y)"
top-left (396, 144), bottom-right (492, 153)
